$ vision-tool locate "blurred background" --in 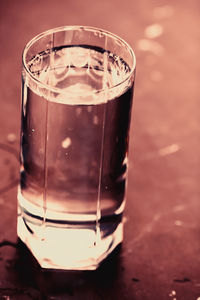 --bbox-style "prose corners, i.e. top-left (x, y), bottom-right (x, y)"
top-left (0, 0), bottom-right (199, 299)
